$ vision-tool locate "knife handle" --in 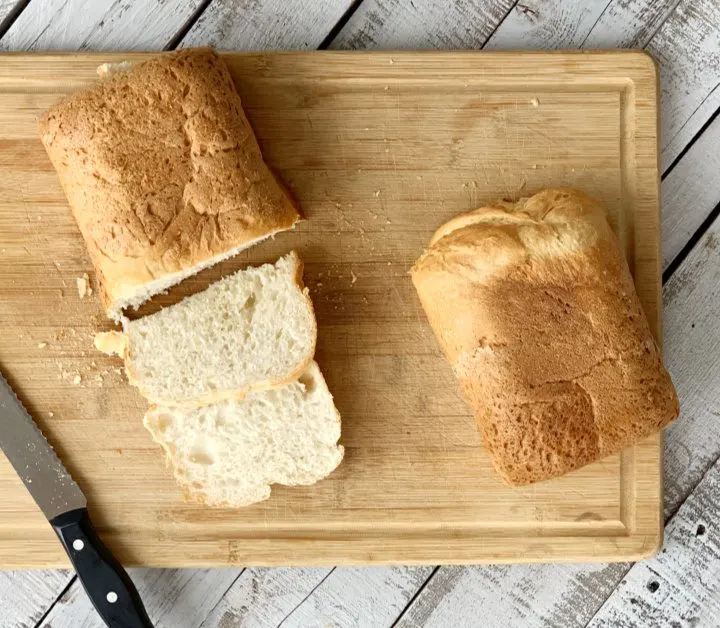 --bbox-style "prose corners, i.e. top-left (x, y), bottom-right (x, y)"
top-left (50, 508), bottom-right (153, 628)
